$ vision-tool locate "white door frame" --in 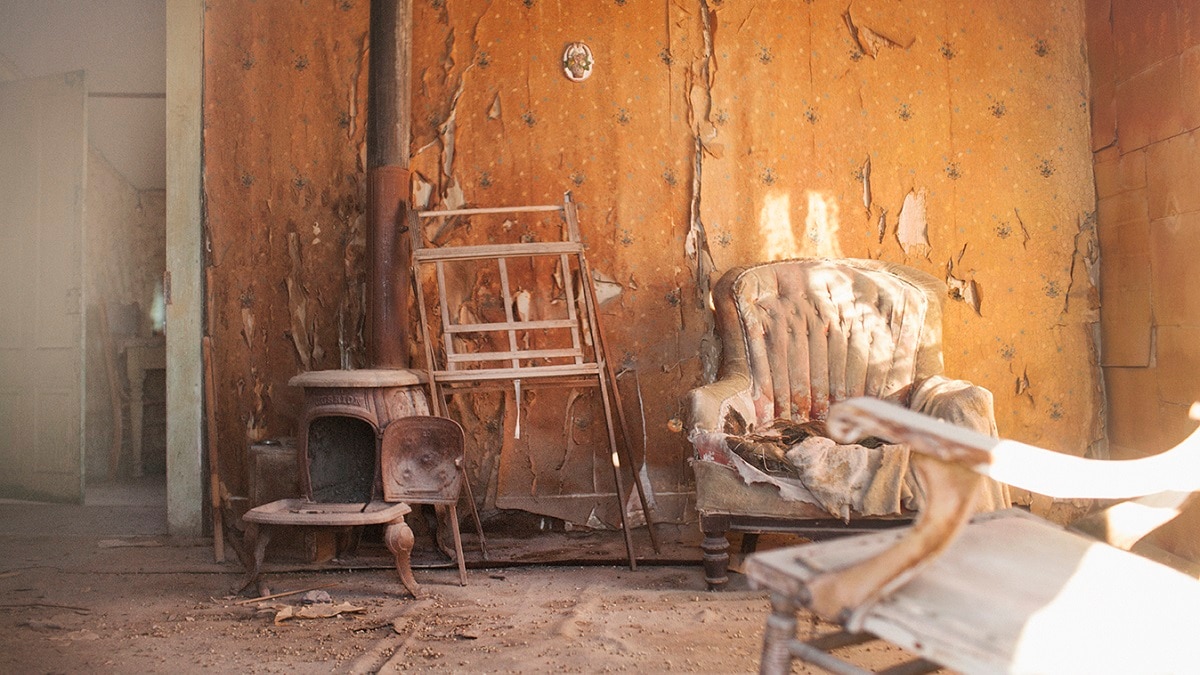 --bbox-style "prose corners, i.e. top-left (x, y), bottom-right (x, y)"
top-left (164, 0), bottom-right (204, 537)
